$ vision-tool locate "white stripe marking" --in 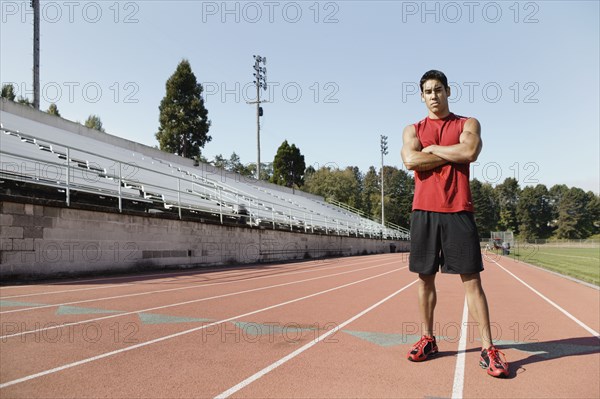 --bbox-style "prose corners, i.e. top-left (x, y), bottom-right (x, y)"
top-left (0, 267), bottom-right (405, 389)
top-left (451, 298), bottom-right (469, 399)
top-left (214, 279), bottom-right (419, 399)
top-left (493, 259), bottom-right (600, 339)
top-left (0, 284), bottom-right (135, 299)
top-left (0, 257), bottom-right (348, 290)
